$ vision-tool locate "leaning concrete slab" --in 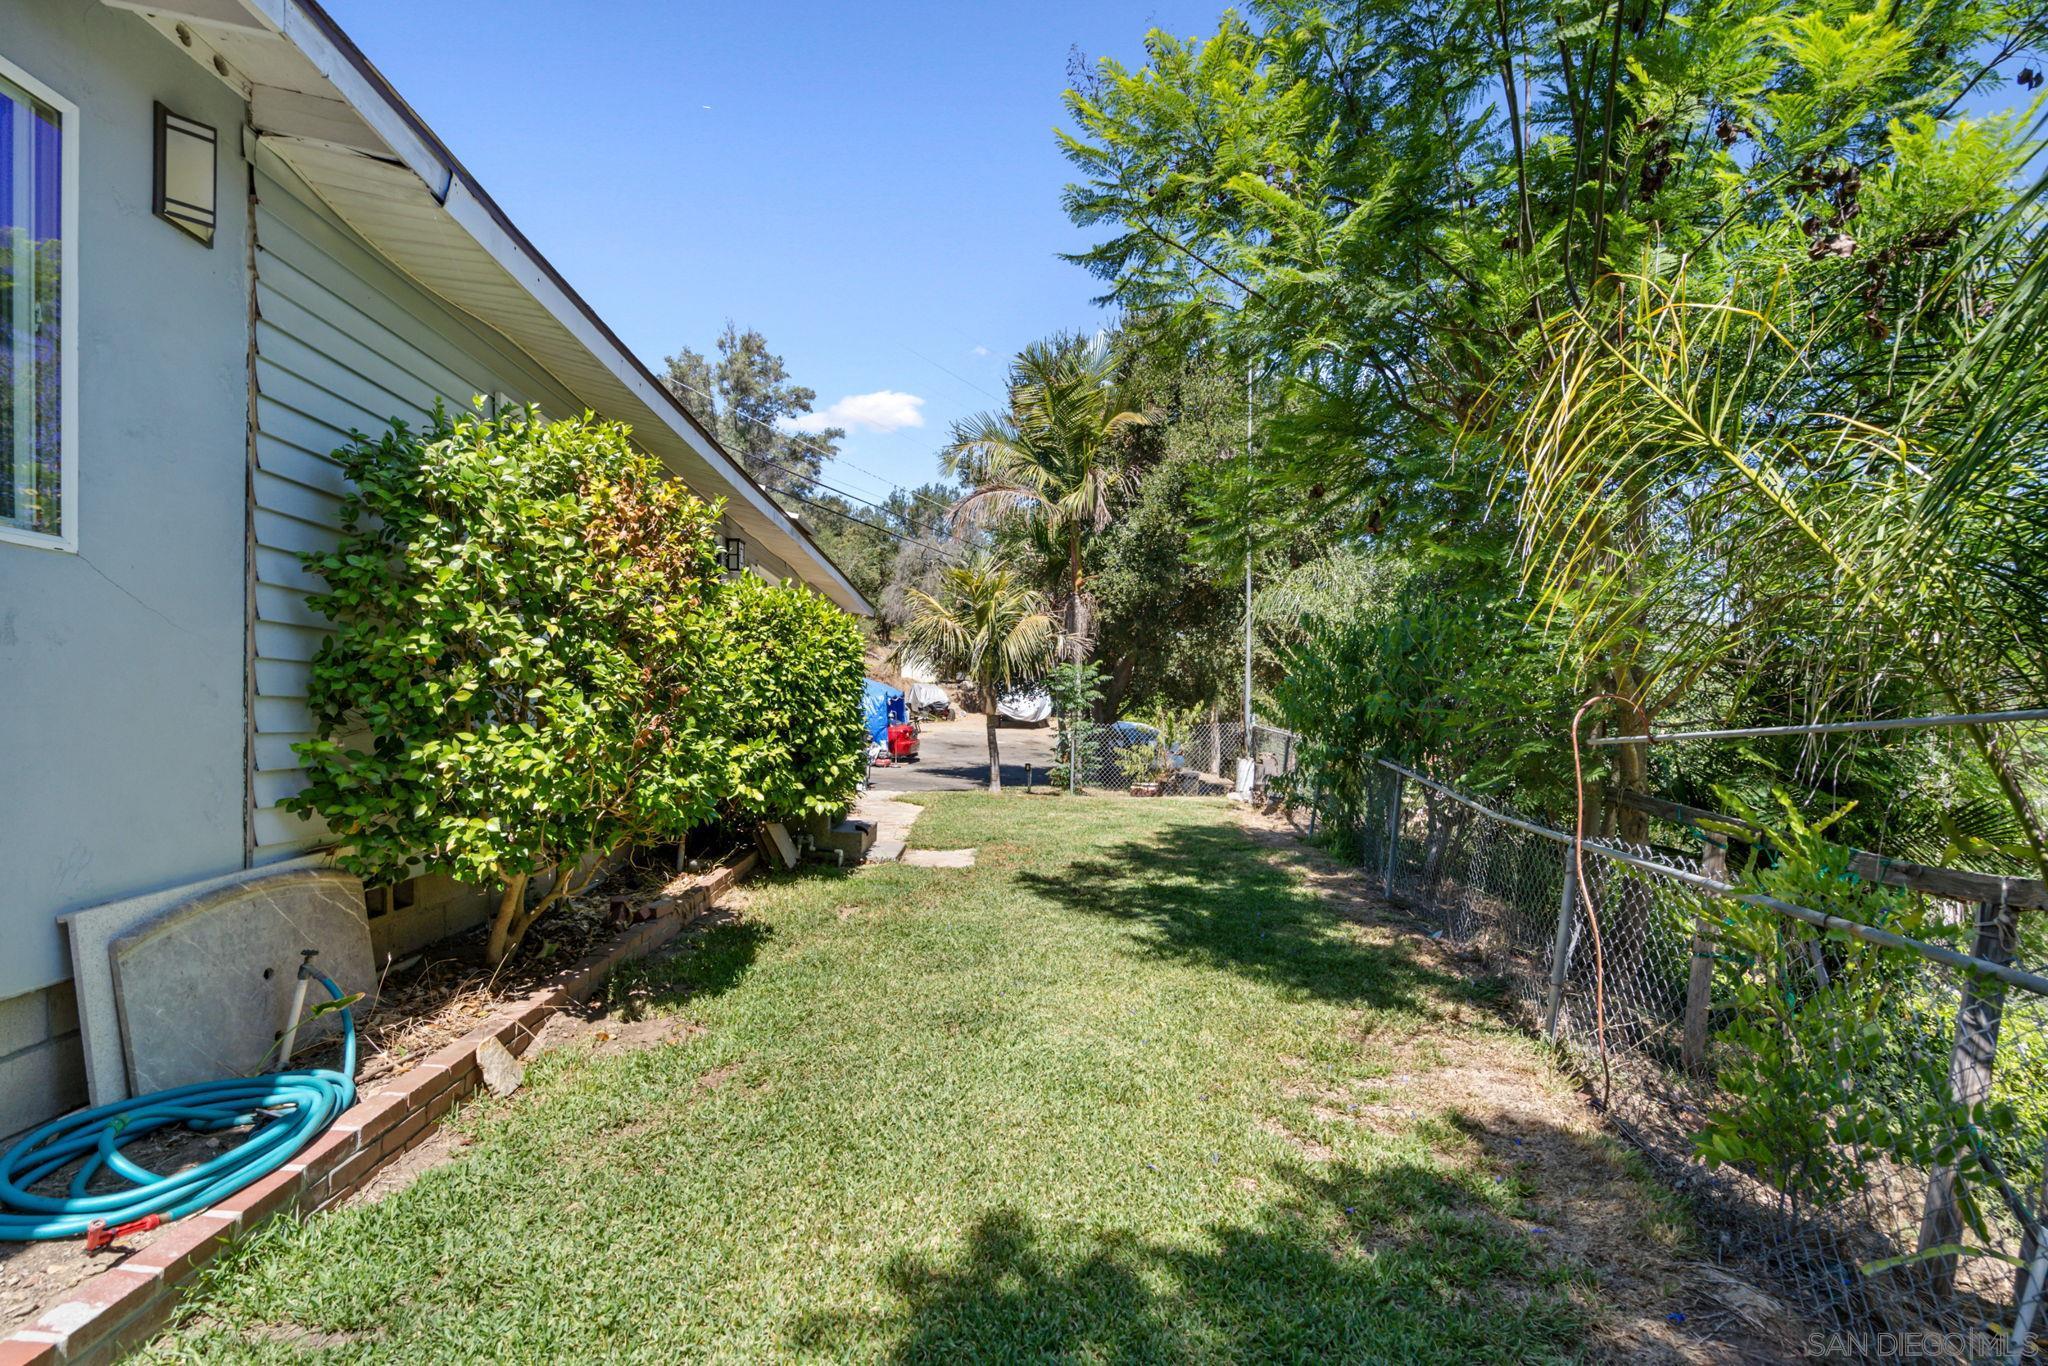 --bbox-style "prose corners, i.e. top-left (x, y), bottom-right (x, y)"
top-left (3, 852), bottom-right (758, 1366)
top-left (62, 857), bottom-right (330, 1106)
top-left (765, 823), bottom-right (801, 869)
top-left (109, 868), bottom-right (375, 1096)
